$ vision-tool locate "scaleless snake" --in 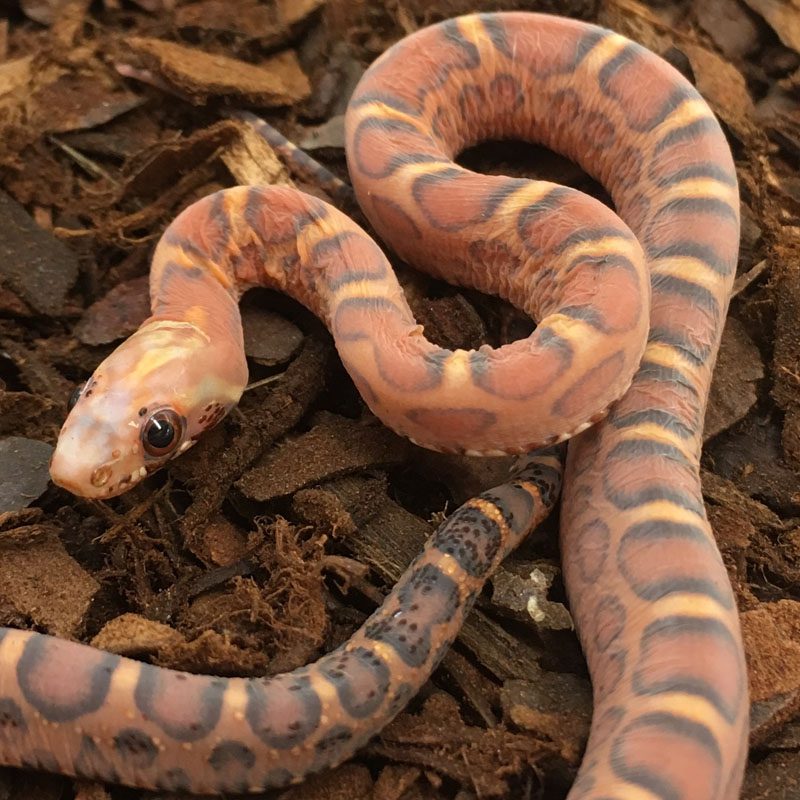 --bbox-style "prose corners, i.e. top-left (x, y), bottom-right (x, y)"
top-left (2, 12), bottom-right (748, 799)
